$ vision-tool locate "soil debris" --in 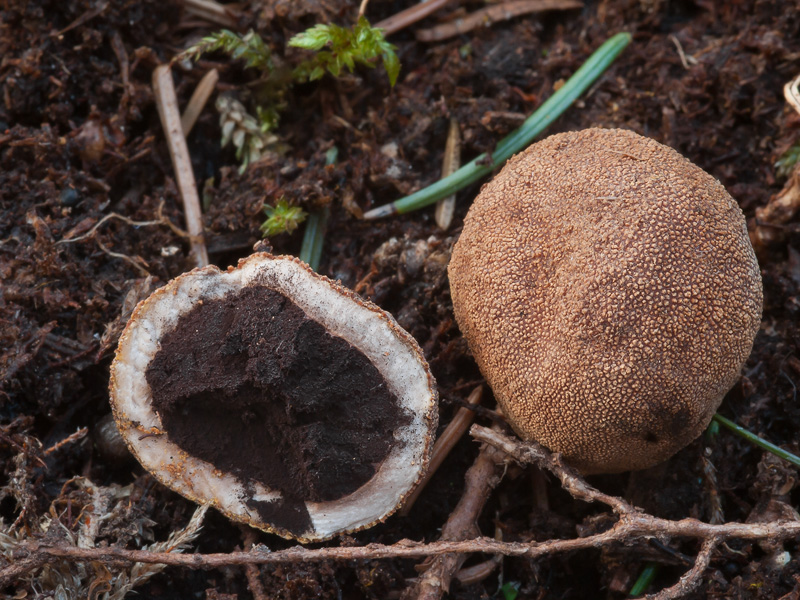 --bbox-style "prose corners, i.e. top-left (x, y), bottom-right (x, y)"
top-left (3, 0), bottom-right (800, 598)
